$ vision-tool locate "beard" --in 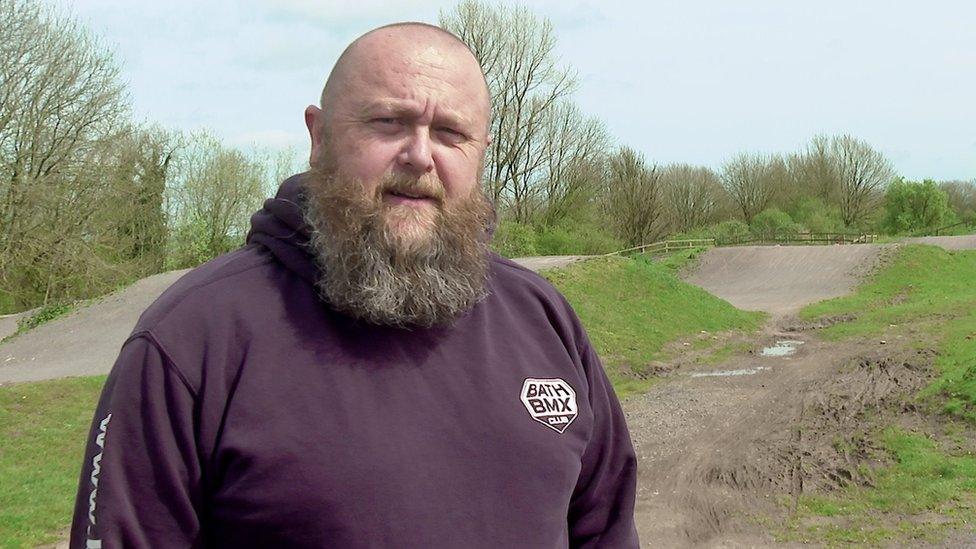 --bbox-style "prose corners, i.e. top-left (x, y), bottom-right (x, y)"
top-left (302, 162), bottom-right (495, 329)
